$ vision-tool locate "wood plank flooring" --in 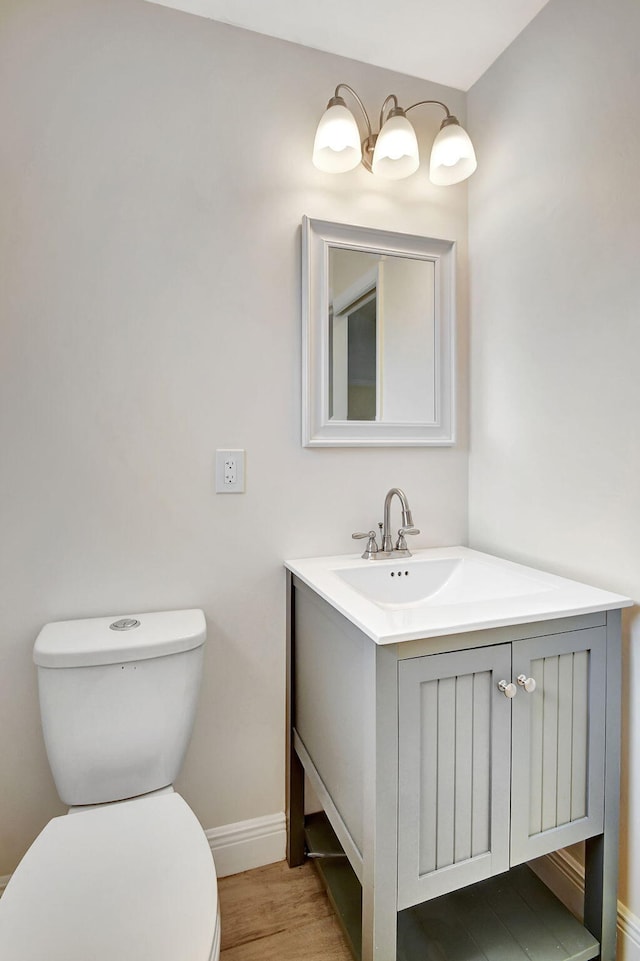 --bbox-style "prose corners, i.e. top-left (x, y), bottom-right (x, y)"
top-left (218, 860), bottom-right (352, 961)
